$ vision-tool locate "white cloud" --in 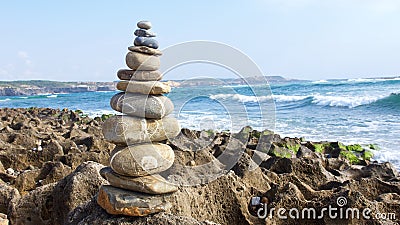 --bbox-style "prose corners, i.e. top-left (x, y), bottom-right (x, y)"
top-left (17, 51), bottom-right (29, 59)
top-left (0, 68), bottom-right (8, 76)
top-left (258, 0), bottom-right (400, 13)
top-left (17, 50), bottom-right (33, 66)
top-left (363, 0), bottom-right (400, 13)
